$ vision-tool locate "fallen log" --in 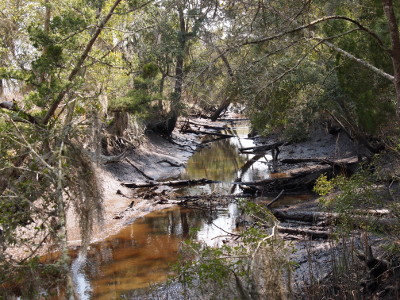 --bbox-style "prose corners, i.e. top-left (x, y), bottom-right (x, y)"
top-left (175, 194), bottom-right (253, 200)
top-left (182, 128), bottom-right (235, 138)
top-left (239, 164), bottom-right (333, 191)
top-left (281, 156), bottom-right (365, 167)
top-left (277, 226), bottom-right (330, 240)
top-left (272, 209), bottom-right (337, 224)
top-left (272, 209), bottom-right (396, 231)
top-left (187, 120), bottom-right (227, 131)
top-left (239, 157), bottom-right (360, 192)
top-left (218, 118), bottom-right (249, 122)
top-left (122, 178), bottom-right (218, 188)
top-left (239, 141), bottom-right (284, 154)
